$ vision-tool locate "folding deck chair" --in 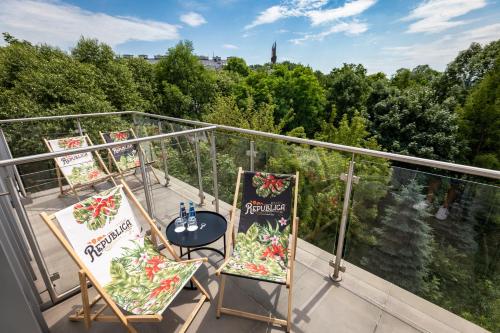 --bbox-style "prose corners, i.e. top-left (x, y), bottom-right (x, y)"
top-left (40, 181), bottom-right (209, 333)
top-left (44, 135), bottom-right (116, 199)
top-left (215, 168), bottom-right (299, 332)
top-left (99, 129), bottom-right (161, 184)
